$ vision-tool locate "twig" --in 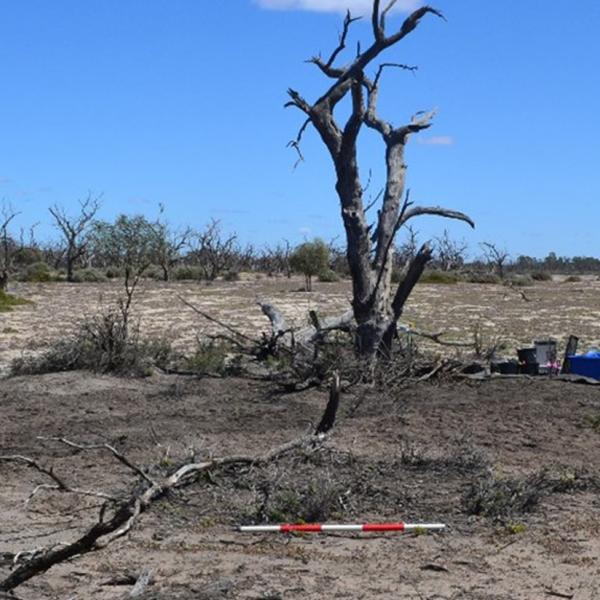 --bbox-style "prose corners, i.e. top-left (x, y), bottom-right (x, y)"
top-left (178, 295), bottom-right (256, 344)
top-left (38, 437), bottom-right (155, 486)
